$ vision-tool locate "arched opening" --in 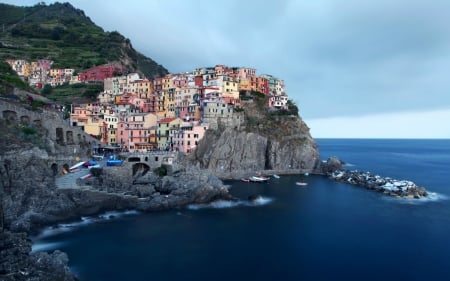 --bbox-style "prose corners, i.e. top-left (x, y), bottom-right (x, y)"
top-left (20, 115), bottom-right (30, 125)
top-left (56, 128), bottom-right (64, 145)
top-left (132, 163), bottom-right (150, 177)
top-left (33, 119), bottom-right (42, 127)
top-left (128, 157), bottom-right (140, 162)
top-left (66, 130), bottom-right (74, 144)
top-left (51, 163), bottom-right (58, 176)
top-left (145, 156), bottom-right (148, 161)
top-left (2, 110), bottom-right (17, 124)
top-left (62, 163), bottom-right (70, 174)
